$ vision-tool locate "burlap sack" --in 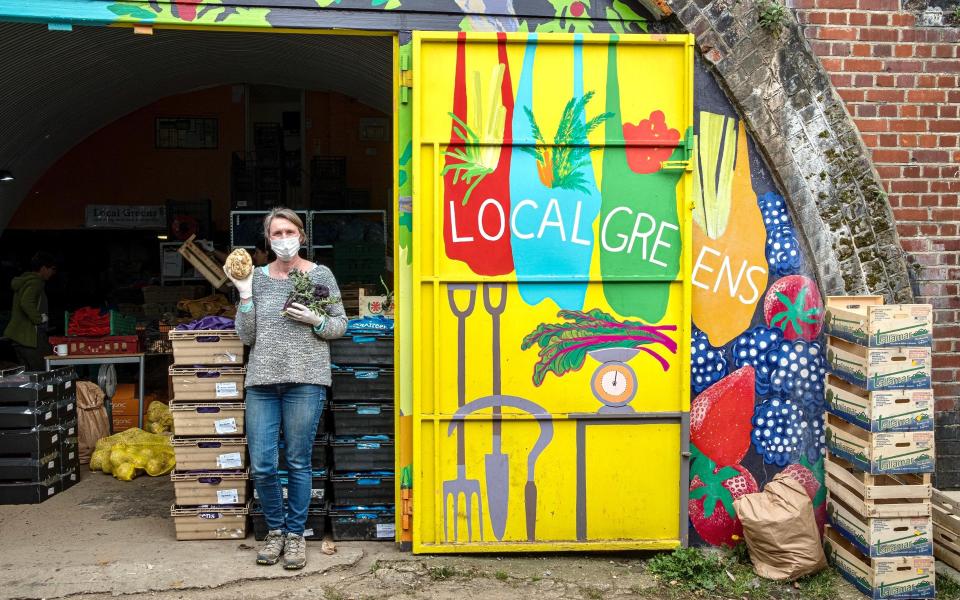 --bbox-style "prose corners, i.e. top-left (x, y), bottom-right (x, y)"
top-left (733, 472), bottom-right (827, 581)
top-left (76, 380), bottom-right (111, 464)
